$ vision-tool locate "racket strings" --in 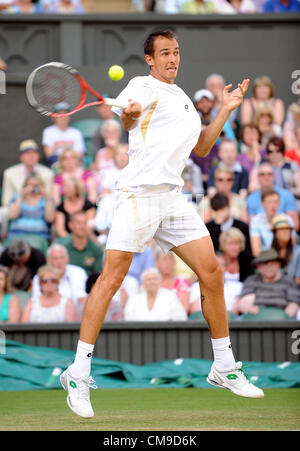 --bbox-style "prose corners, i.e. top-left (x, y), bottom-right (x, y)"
top-left (30, 66), bottom-right (82, 113)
